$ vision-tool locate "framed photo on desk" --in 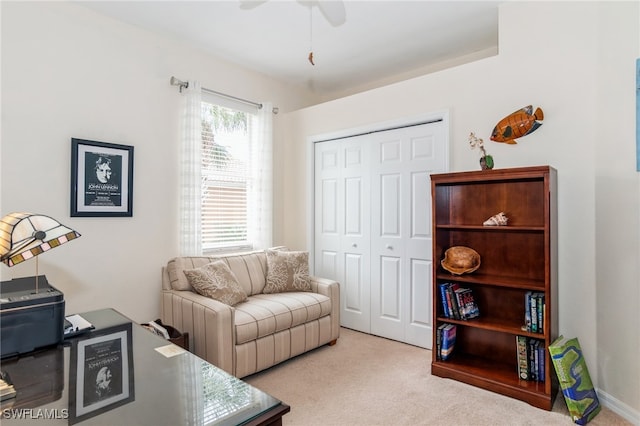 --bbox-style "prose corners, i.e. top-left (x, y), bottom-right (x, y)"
top-left (68, 323), bottom-right (135, 425)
